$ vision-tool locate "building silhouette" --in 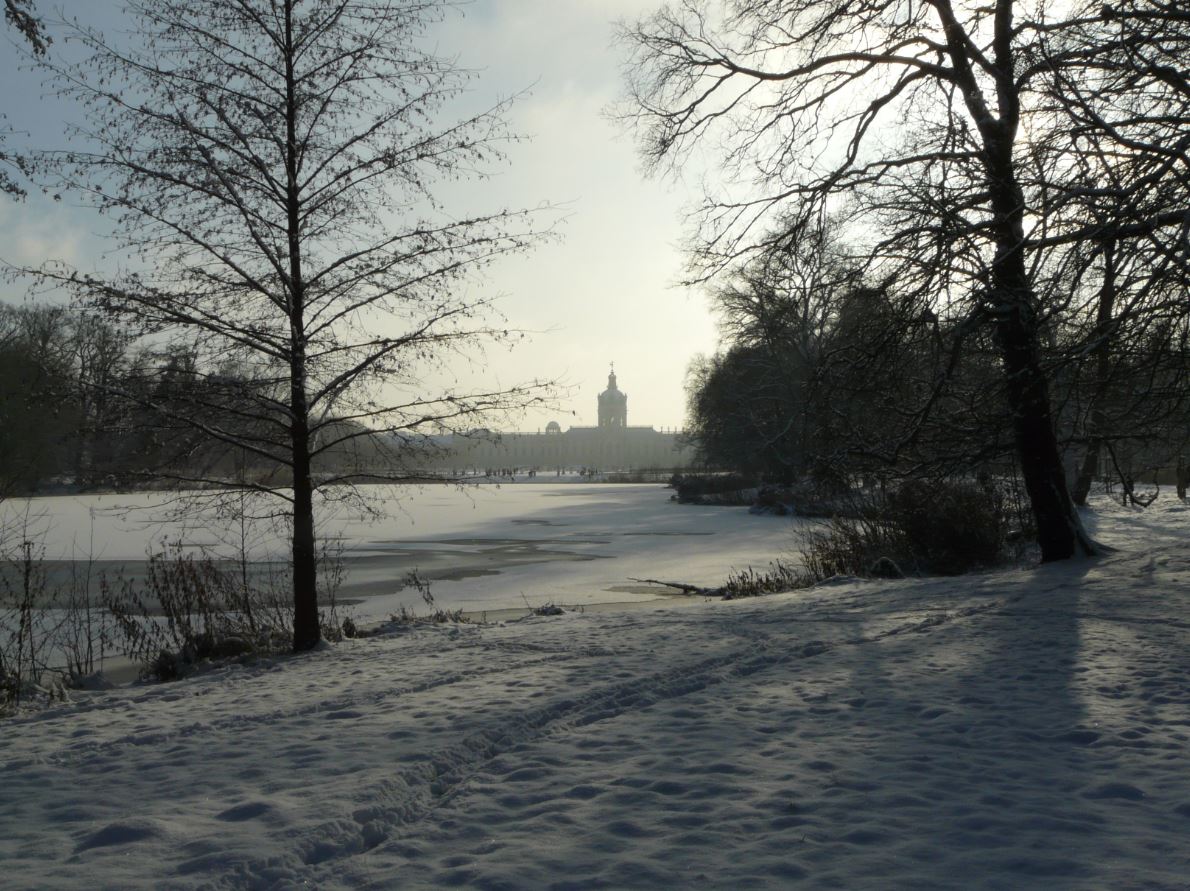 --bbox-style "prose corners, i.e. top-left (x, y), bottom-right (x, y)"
top-left (441, 366), bottom-right (692, 471)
